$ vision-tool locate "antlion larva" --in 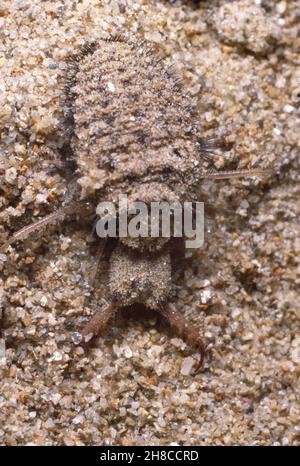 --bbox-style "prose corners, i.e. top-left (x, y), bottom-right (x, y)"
top-left (1, 34), bottom-right (273, 374)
